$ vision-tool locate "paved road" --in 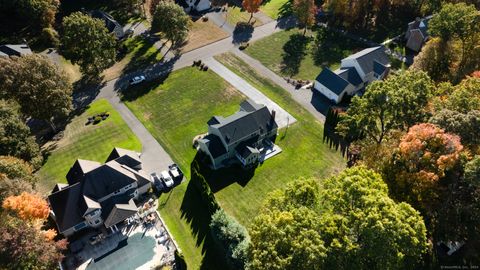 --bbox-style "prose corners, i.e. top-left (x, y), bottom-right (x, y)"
top-left (97, 81), bottom-right (174, 175)
top-left (231, 50), bottom-right (328, 122)
top-left (204, 57), bottom-right (296, 128)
